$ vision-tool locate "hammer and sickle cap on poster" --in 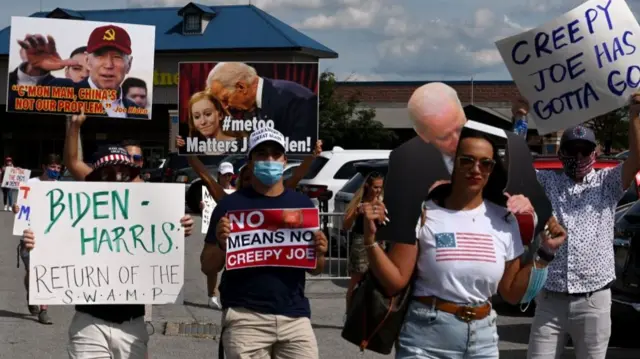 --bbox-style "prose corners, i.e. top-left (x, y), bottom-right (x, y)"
top-left (87, 25), bottom-right (132, 55)
top-left (248, 127), bottom-right (287, 156)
